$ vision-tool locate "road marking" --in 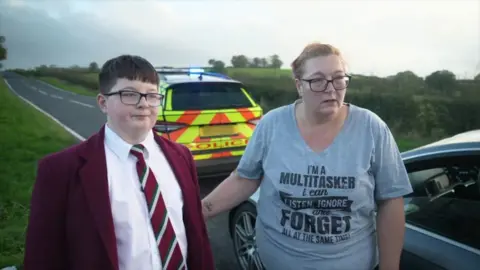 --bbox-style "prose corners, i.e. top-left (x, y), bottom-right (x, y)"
top-left (50, 94), bottom-right (64, 100)
top-left (69, 99), bottom-right (94, 108)
top-left (38, 90), bottom-right (47, 95)
top-left (4, 79), bottom-right (86, 142)
top-left (36, 79), bottom-right (77, 95)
